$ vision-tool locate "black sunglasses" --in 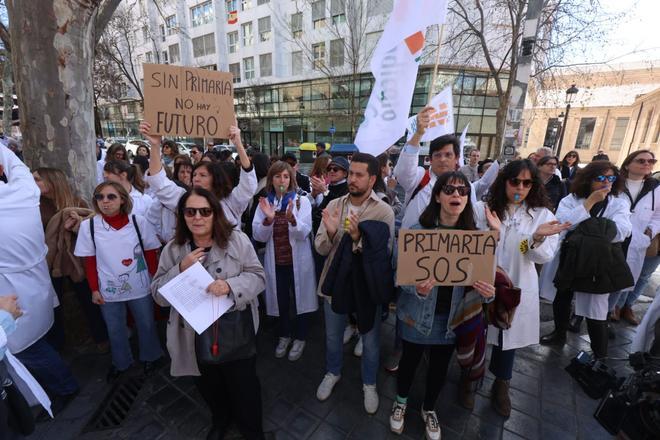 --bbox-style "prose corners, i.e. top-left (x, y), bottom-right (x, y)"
top-left (594, 175), bottom-right (617, 183)
top-left (327, 166), bottom-right (343, 173)
top-left (508, 178), bottom-right (533, 188)
top-left (183, 207), bottom-right (214, 218)
top-left (94, 193), bottom-right (119, 201)
top-left (441, 184), bottom-right (470, 196)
